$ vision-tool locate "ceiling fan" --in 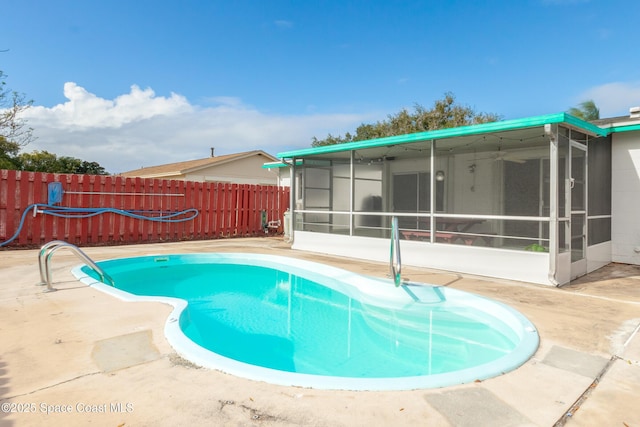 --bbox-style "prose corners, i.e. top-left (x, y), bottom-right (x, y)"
top-left (473, 148), bottom-right (527, 164)
top-left (492, 149), bottom-right (526, 163)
